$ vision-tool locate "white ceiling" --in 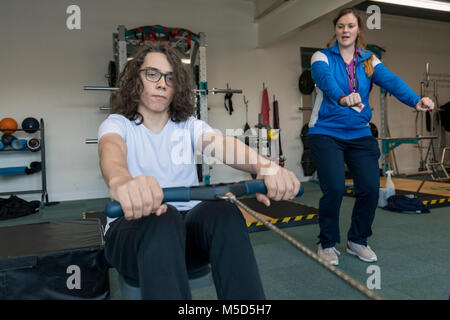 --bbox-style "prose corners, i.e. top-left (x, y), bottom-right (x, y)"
top-left (251, 0), bottom-right (450, 47)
